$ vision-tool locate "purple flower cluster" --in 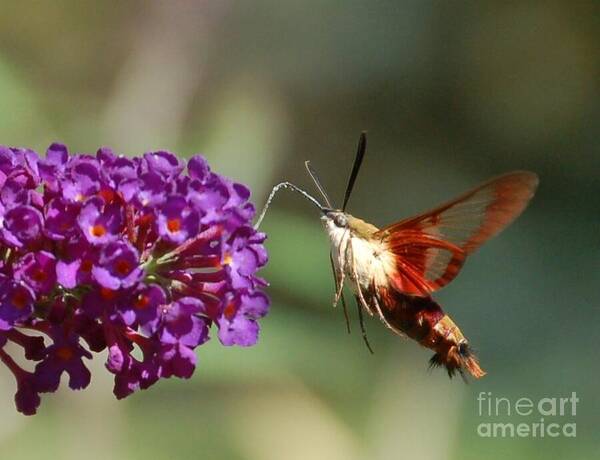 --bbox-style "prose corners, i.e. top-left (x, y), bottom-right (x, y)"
top-left (0, 145), bottom-right (269, 415)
